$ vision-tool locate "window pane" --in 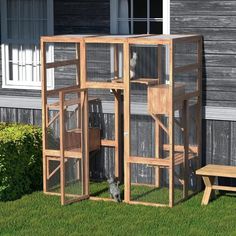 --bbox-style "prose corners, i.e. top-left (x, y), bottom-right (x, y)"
top-left (150, 0), bottom-right (163, 18)
top-left (150, 22), bottom-right (162, 34)
top-left (133, 0), bottom-right (147, 18)
top-left (118, 0), bottom-right (129, 19)
top-left (3, 0), bottom-right (50, 89)
top-left (133, 22), bottom-right (147, 34)
top-left (118, 21), bottom-right (130, 34)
